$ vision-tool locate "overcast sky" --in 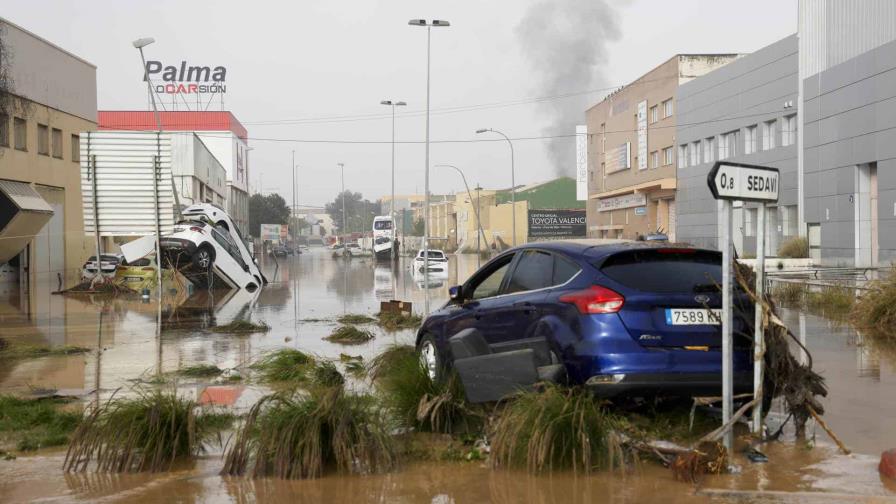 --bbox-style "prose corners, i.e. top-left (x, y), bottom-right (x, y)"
top-left (6, 0), bottom-right (796, 207)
